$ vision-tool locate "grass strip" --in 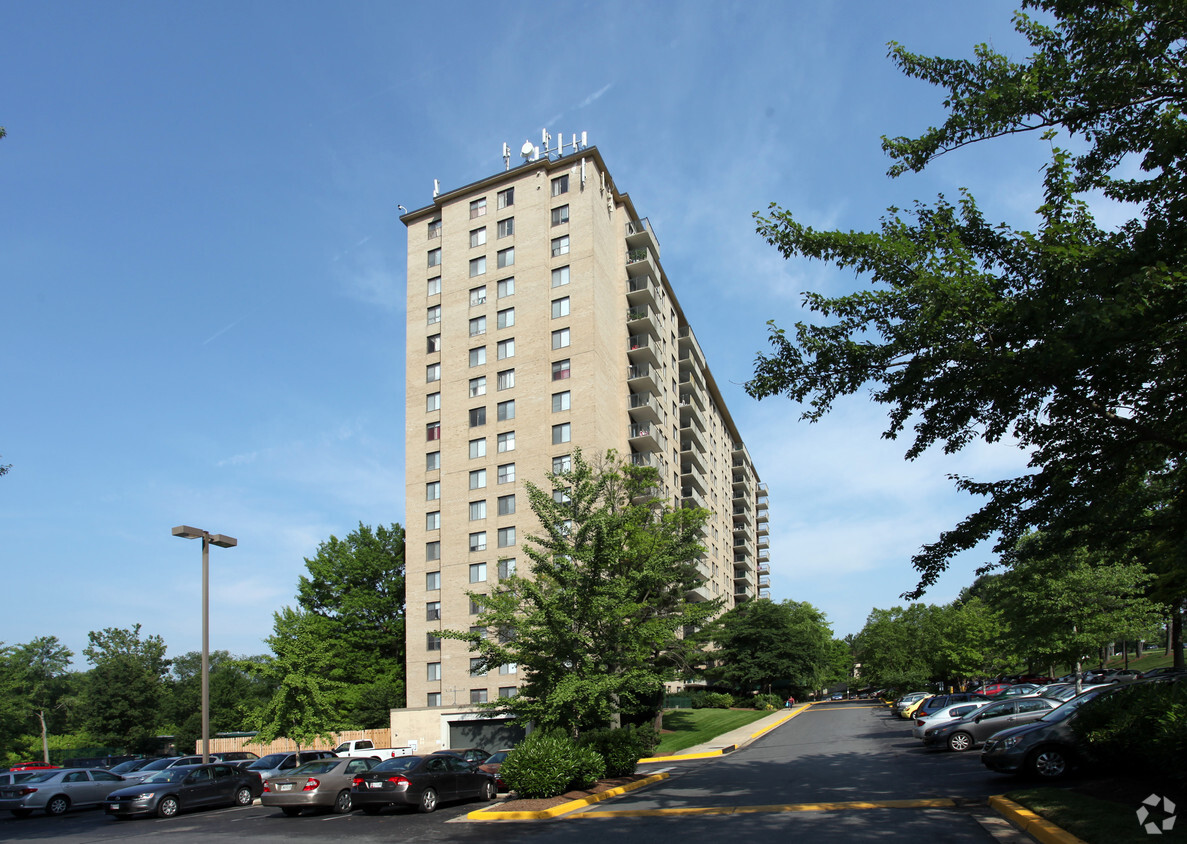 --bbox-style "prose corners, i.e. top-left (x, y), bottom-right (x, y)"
top-left (653, 709), bottom-right (773, 755)
top-left (1004, 787), bottom-right (1151, 843)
